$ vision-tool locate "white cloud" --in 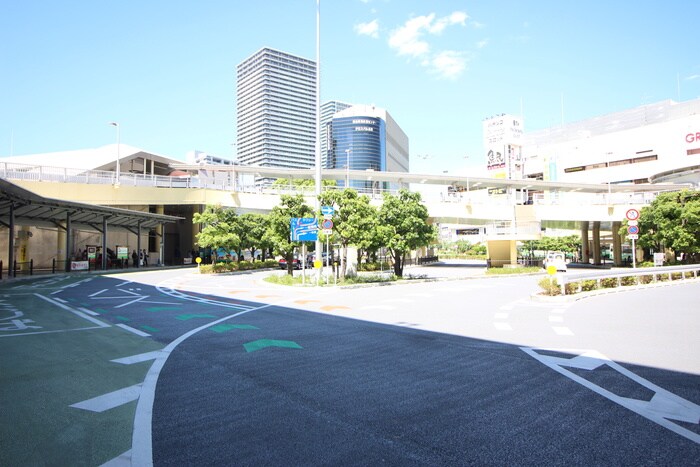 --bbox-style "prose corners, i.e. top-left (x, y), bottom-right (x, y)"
top-left (355, 19), bottom-right (380, 38)
top-left (476, 39), bottom-right (488, 49)
top-left (388, 14), bottom-right (435, 57)
top-left (685, 74), bottom-right (700, 81)
top-left (387, 11), bottom-right (471, 79)
top-left (429, 50), bottom-right (467, 80)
